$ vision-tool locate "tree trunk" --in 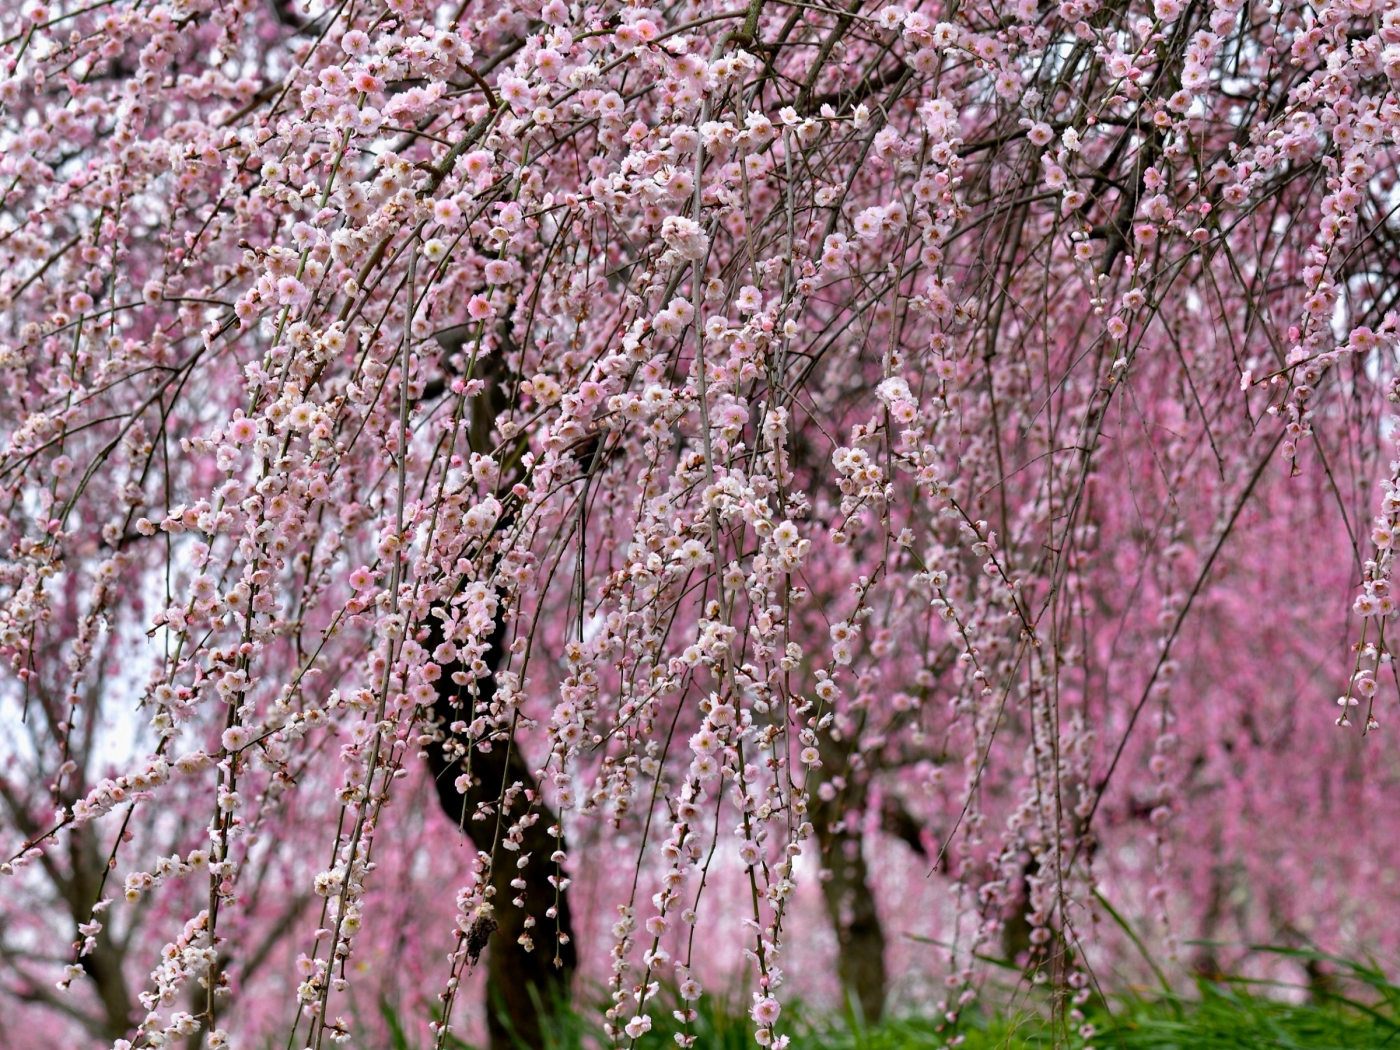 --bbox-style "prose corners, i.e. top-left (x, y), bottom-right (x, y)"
top-left (812, 747), bottom-right (886, 1023)
top-left (815, 823), bottom-right (887, 1023)
top-left (1000, 872), bottom-right (1034, 968)
top-left (68, 823), bottom-right (136, 1041)
top-left (426, 617), bottom-right (576, 1050)
top-left (419, 333), bottom-right (578, 1048)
